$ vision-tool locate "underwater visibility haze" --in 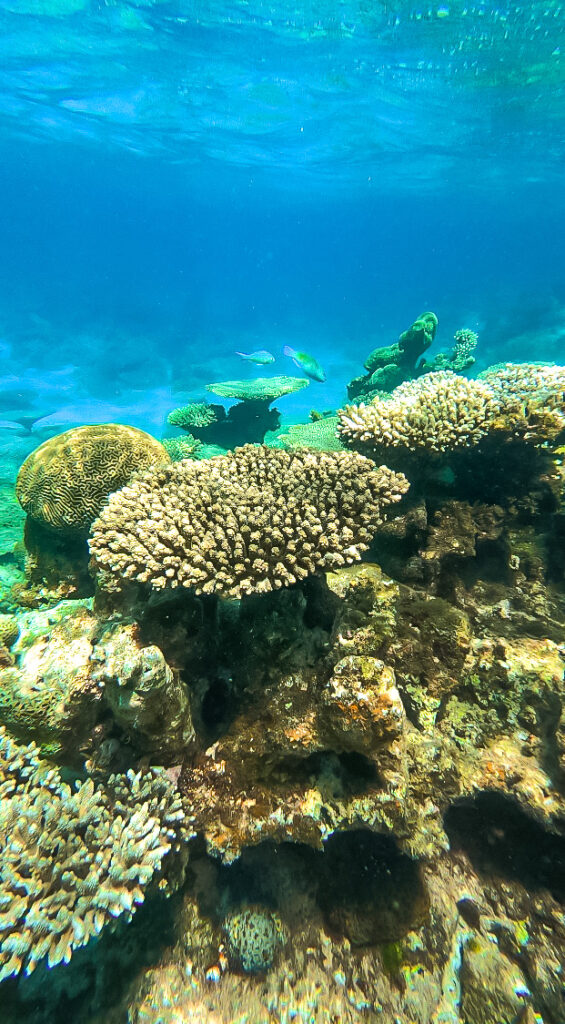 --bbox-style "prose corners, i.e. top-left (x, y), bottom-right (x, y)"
top-left (1, 1), bottom-right (565, 1022)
